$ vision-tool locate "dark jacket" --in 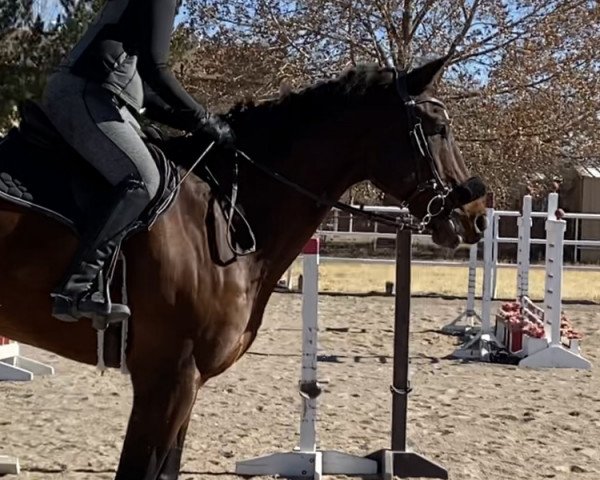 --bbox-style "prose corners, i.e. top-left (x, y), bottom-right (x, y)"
top-left (62, 0), bottom-right (205, 131)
